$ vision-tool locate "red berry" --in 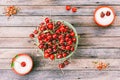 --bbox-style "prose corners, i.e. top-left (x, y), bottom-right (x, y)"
top-left (100, 12), bottom-right (105, 18)
top-left (38, 44), bottom-right (44, 49)
top-left (33, 30), bottom-right (38, 34)
top-left (63, 53), bottom-right (68, 57)
top-left (56, 30), bottom-right (60, 34)
top-left (67, 40), bottom-right (73, 45)
top-left (58, 63), bottom-right (65, 68)
top-left (66, 5), bottom-right (71, 11)
top-left (70, 32), bottom-right (75, 37)
top-left (72, 38), bottom-right (76, 42)
top-left (47, 23), bottom-right (53, 29)
top-left (38, 35), bottom-right (42, 40)
top-left (29, 34), bottom-right (34, 38)
top-left (45, 17), bottom-right (50, 23)
top-left (47, 35), bottom-right (52, 40)
top-left (53, 45), bottom-right (57, 49)
top-left (39, 26), bottom-right (45, 31)
top-left (44, 52), bottom-right (50, 58)
top-left (106, 11), bottom-right (111, 16)
top-left (56, 21), bottom-right (61, 25)
top-left (71, 46), bottom-right (74, 51)
top-left (50, 54), bottom-right (55, 60)
top-left (52, 34), bottom-right (57, 39)
top-left (57, 54), bottom-right (63, 59)
top-left (65, 37), bottom-right (69, 41)
top-left (66, 46), bottom-right (71, 50)
top-left (61, 45), bottom-right (66, 50)
top-left (21, 62), bottom-right (26, 67)
top-left (59, 39), bottom-right (64, 44)
top-left (47, 48), bottom-right (52, 53)
top-left (72, 7), bottom-right (77, 12)
top-left (64, 60), bottom-right (69, 65)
